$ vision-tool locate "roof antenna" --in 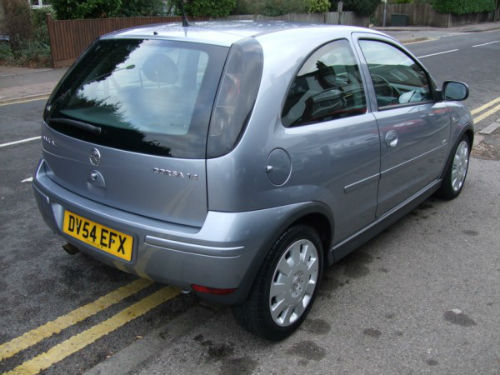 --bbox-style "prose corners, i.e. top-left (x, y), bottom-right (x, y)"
top-left (180, 0), bottom-right (190, 27)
